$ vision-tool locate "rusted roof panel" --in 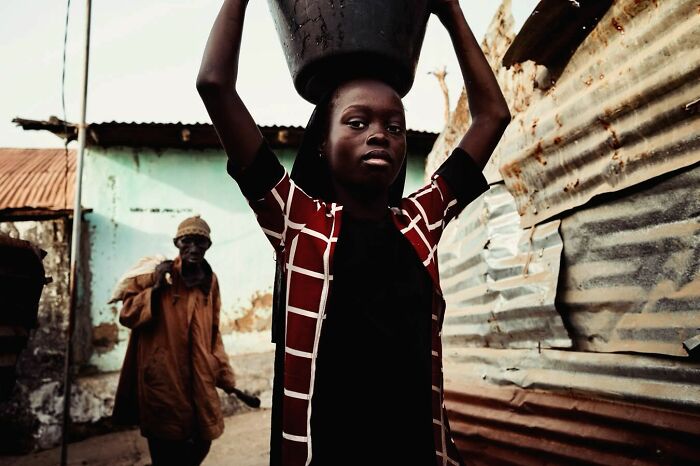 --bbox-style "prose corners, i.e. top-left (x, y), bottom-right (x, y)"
top-left (557, 162), bottom-right (700, 358)
top-left (444, 381), bottom-right (700, 465)
top-left (502, 0), bottom-right (613, 74)
top-left (493, 0), bottom-right (700, 227)
top-left (0, 149), bottom-right (75, 213)
top-left (440, 183), bottom-right (570, 350)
